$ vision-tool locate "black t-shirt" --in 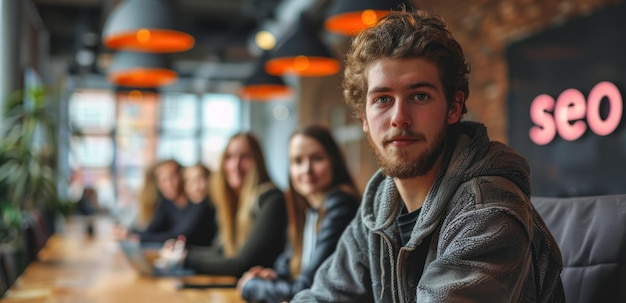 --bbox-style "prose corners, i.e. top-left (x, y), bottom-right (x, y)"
top-left (397, 205), bottom-right (421, 246)
top-left (396, 204), bottom-right (432, 280)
